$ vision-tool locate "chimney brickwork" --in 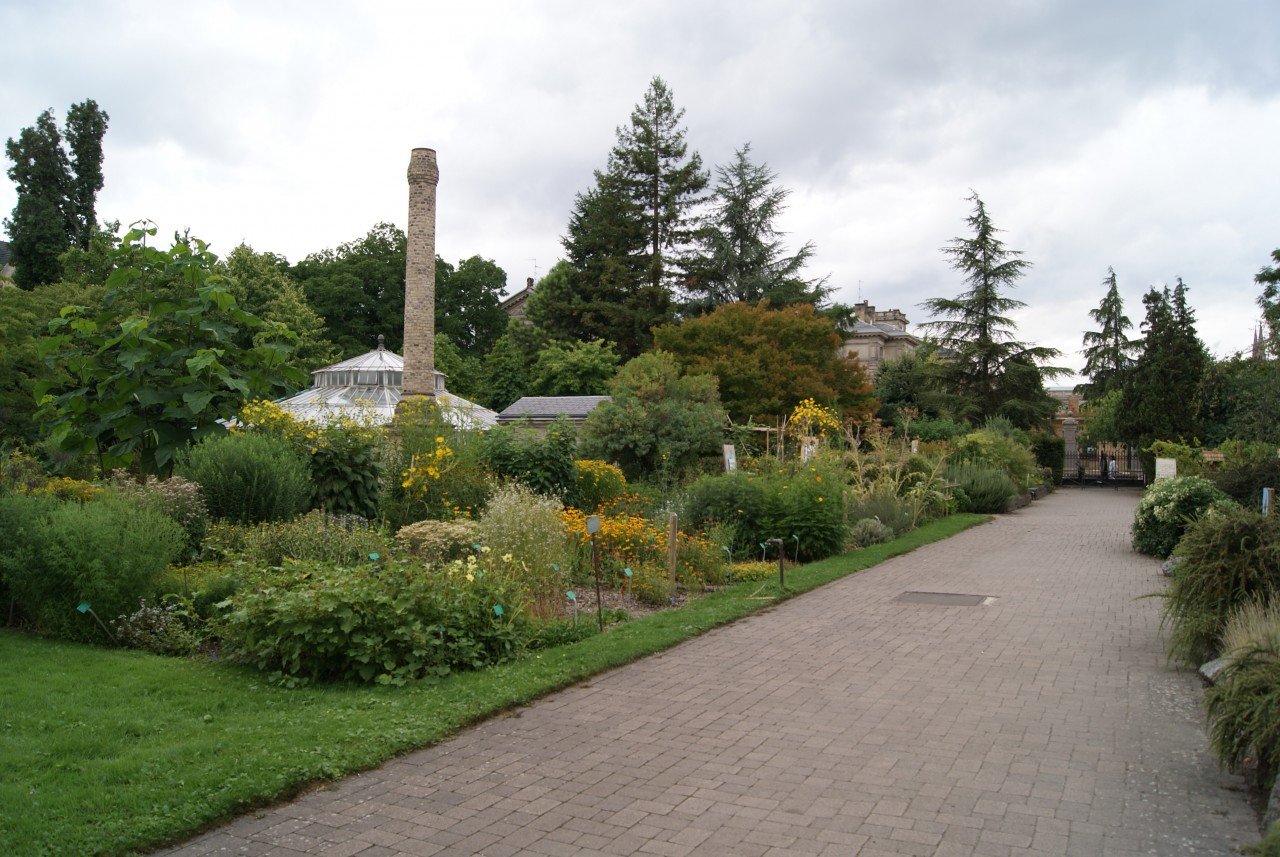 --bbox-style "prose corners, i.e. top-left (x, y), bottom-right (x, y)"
top-left (403, 147), bottom-right (439, 397)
